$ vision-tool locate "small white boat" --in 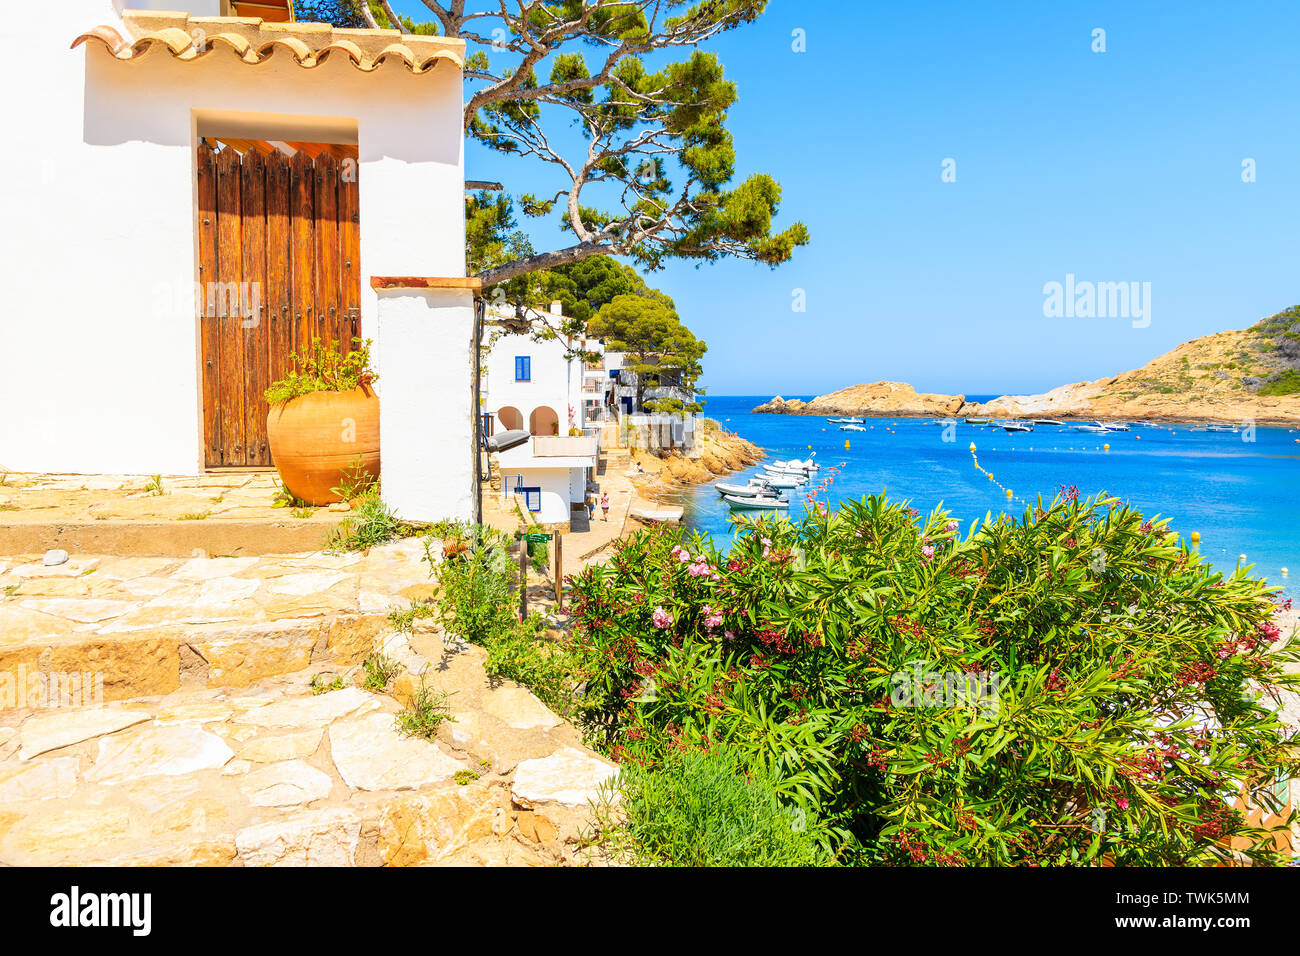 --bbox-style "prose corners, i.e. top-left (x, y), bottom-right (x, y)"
top-left (827, 417), bottom-right (864, 424)
top-left (1071, 422), bottom-right (1109, 434)
top-left (839, 423), bottom-right (866, 432)
top-left (714, 481), bottom-right (783, 499)
top-left (1031, 418), bottom-right (1062, 426)
top-left (1205, 423), bottom-right (1240, 433)
top-left (1001, 422), bottom-right (1034, 433)
top-left (1101, 422), bottom-right (1130, 431)
top-left (767, 458), bottom-right (819, 473)
top-left (757, 472), bottom-right (806, 488)
top-left (724, 494), bottom-right (790, 511)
